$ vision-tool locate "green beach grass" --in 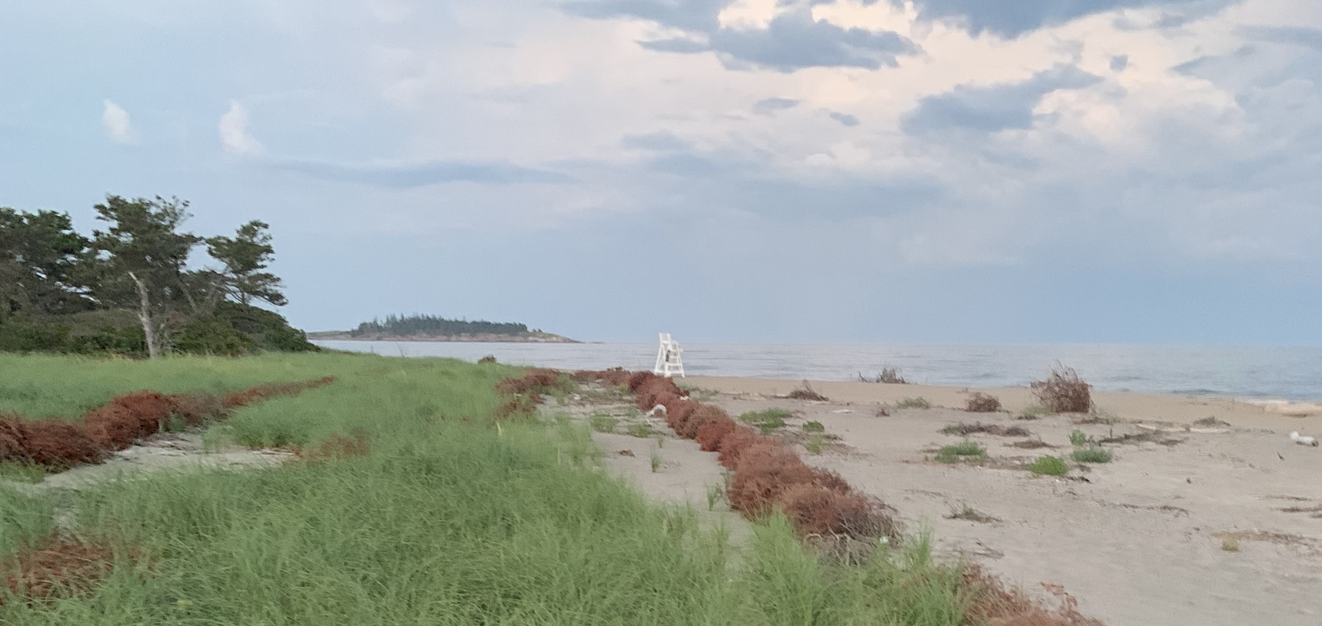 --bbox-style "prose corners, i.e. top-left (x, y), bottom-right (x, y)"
top-left (0, 352), bottom-right (979, 625)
